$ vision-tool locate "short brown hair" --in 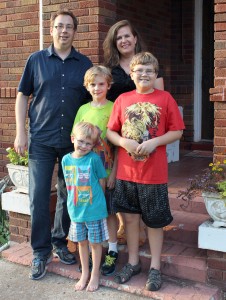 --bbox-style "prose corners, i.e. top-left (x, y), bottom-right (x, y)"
top-left (72, 122), bottom-right (100, 145)
top-left (130, 52), bottom-right (159, 74)
top-left (84, 65), bottom-right (113, 88)
top-left (50, 10), bottom-right (78, 31)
